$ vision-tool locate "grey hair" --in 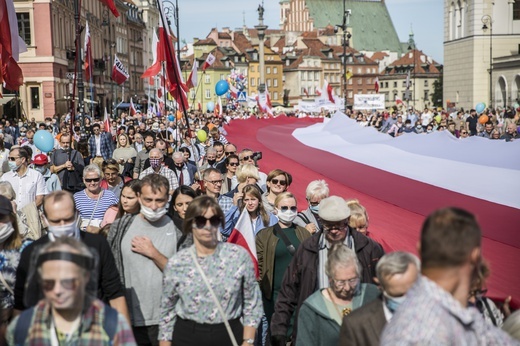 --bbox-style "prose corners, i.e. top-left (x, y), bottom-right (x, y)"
top-left (305, 180), bottom-right (329, 200)
top-left (503, 310), bottom-right (520, 341)
top-left (149, 148), bottom-right (164, 158)
top-left (206, 147), bottom-right (217, 155)
top-left (172, 151), bottom-right (184, 160)
top-left (325, 244), bottom-right (361, 278)
top-left (82, 164), bottom-right (102, 178)
top-left (376, 251), bottom-right (421, 287)
top-left (0, 181), bottom-right (16, 200)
